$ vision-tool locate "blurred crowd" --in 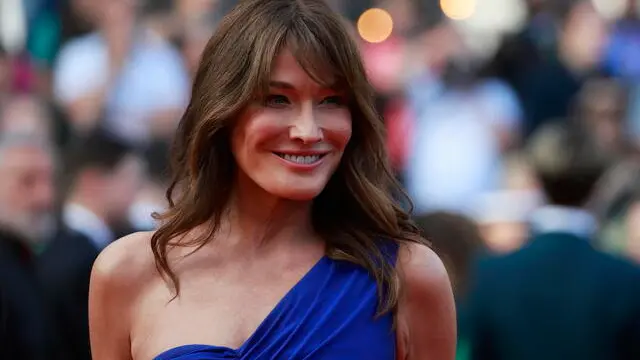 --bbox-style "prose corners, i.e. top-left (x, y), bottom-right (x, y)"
top-left (1, 0), bottom-right (640, 359)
